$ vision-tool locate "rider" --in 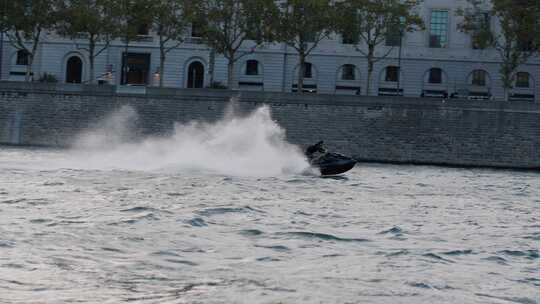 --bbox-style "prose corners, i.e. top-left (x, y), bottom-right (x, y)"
top-left (306, 141), bottom-right (327, 160)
